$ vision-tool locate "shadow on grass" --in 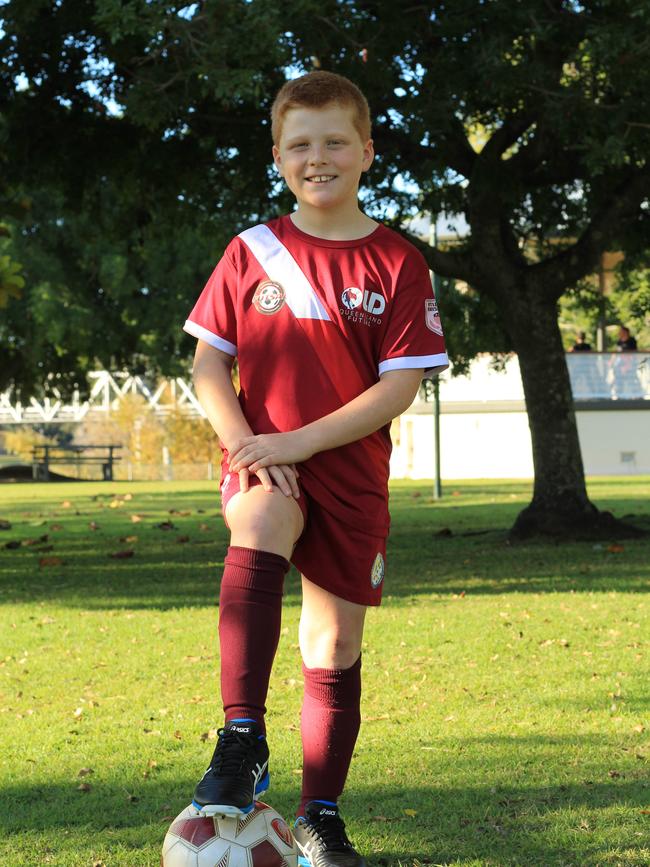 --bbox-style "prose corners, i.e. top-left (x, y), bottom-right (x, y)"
top-left (1, 774), bottom-right (647, 866)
